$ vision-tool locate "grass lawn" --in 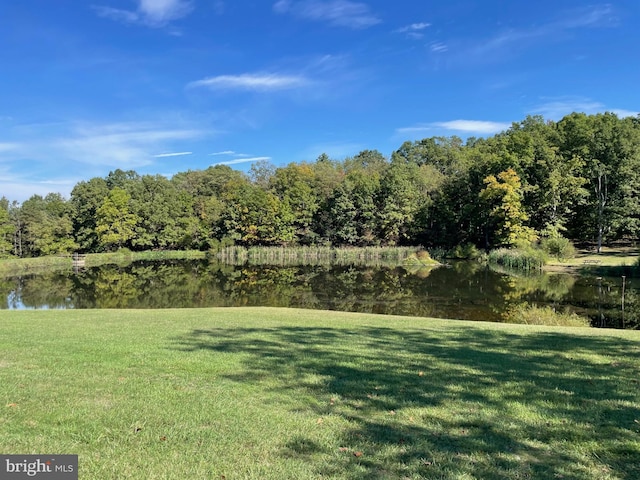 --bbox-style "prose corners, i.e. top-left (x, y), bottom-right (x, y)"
top-left (1, 308), bottom-right (639, 479)
top-left (546, 246), bottom-right (639, 274)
